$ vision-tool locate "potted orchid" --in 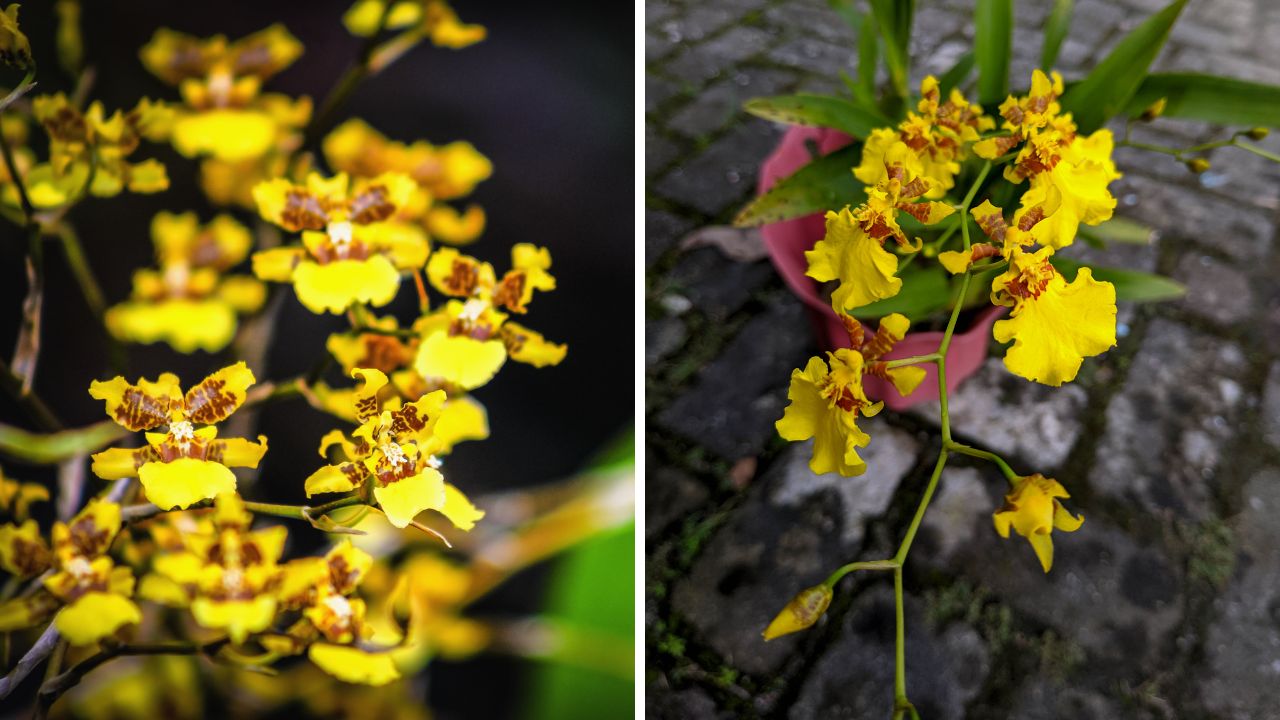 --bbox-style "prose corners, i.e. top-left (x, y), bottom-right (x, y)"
top-left (738, 1), bottom-right (1280, 718)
